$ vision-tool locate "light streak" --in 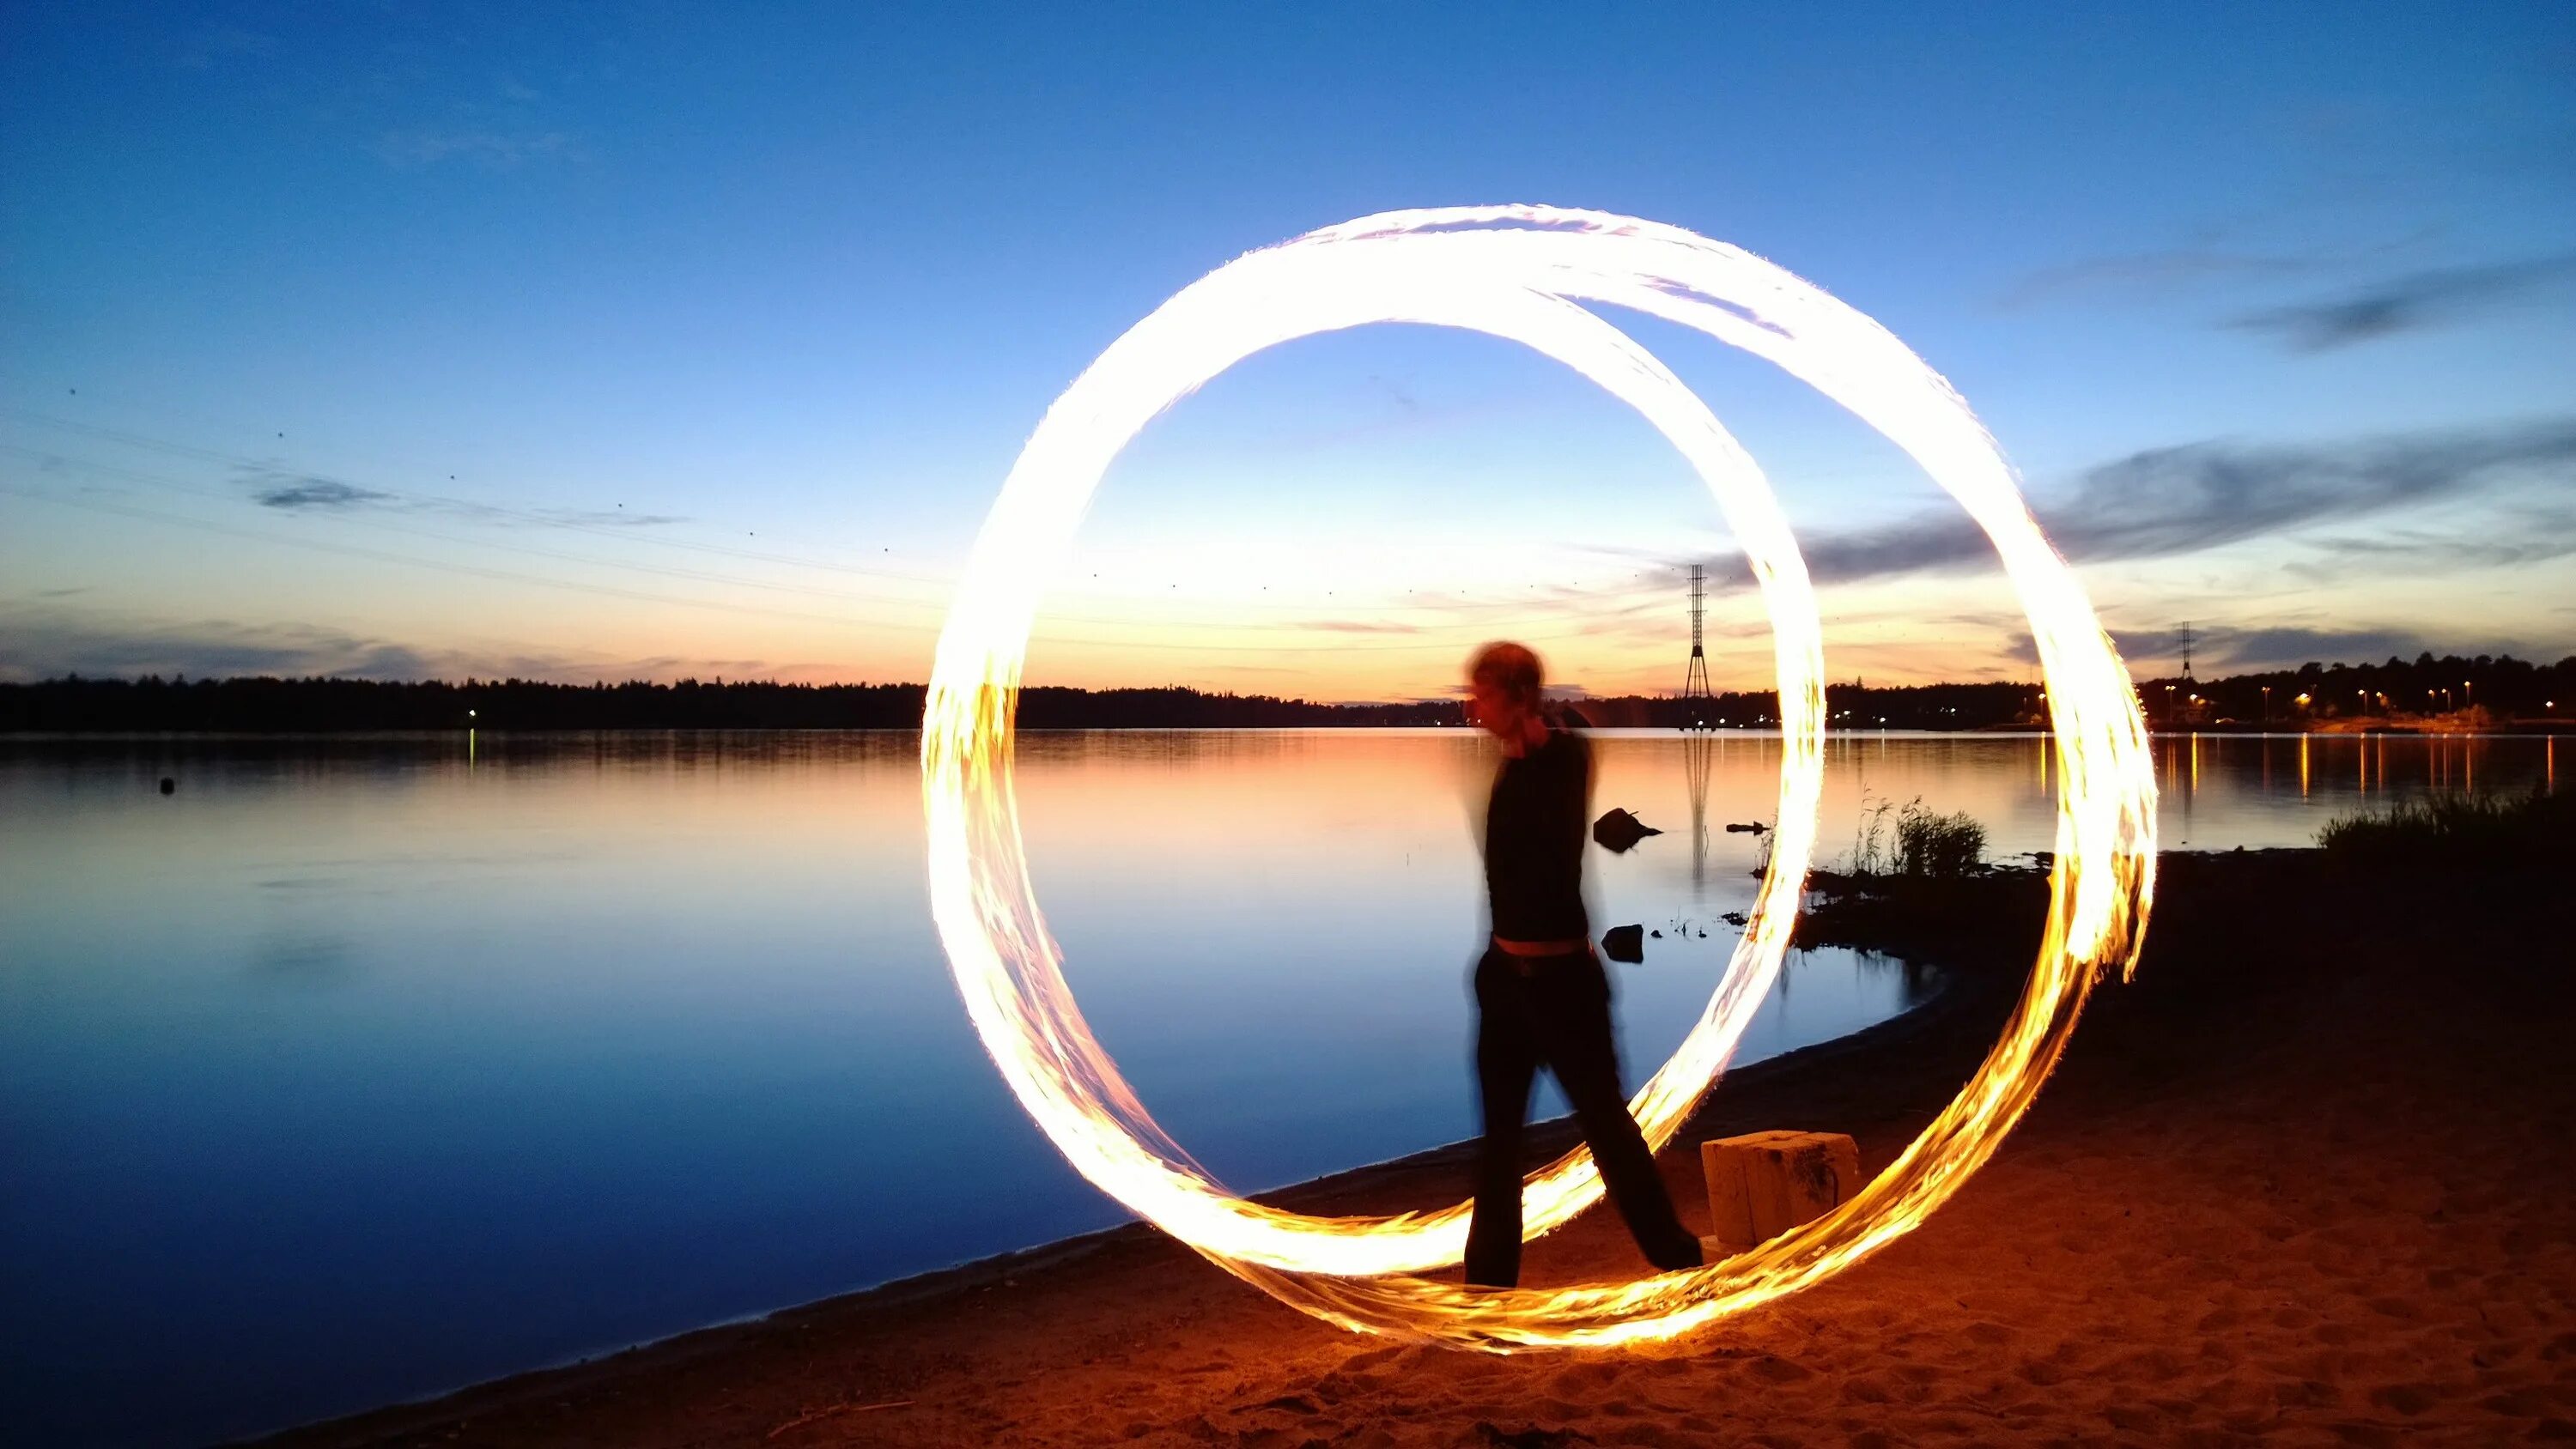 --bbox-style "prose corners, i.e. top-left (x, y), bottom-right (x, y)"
top-left (923, 207), bottom-right (2158, 1349)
